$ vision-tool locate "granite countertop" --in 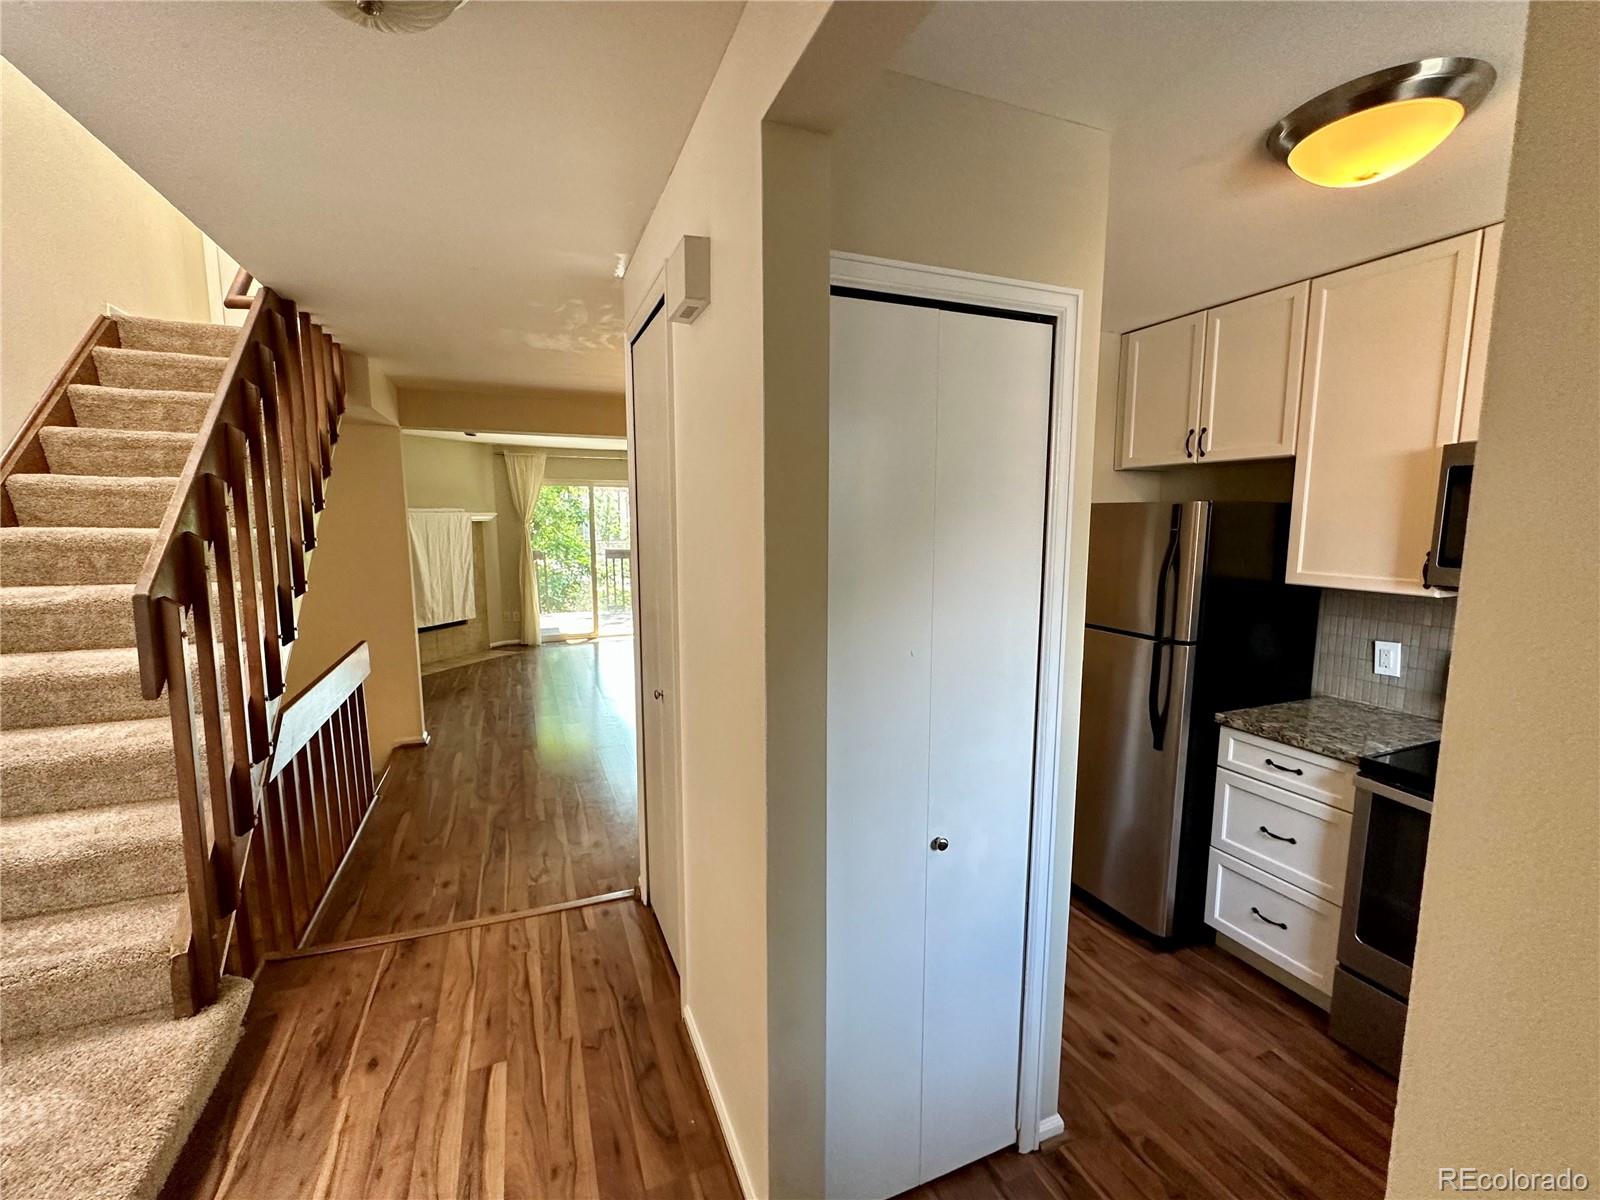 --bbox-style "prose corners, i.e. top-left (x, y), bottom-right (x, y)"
top-left (1215, 696), bottom-right (1442, 765)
